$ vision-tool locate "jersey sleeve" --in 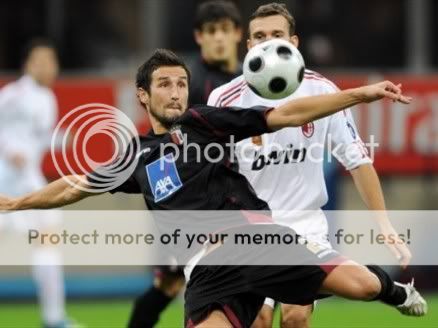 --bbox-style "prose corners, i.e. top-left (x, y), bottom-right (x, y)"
top-left (322, 81), bottom-right (372, 170)
top-left (86, 139), bottom-right (142, 194)
top-left (207, 85), bottom-right (223, 106)
top-left (311, 78), bottom-right (372, 170)
top-left (186, 105), bottom-right (273, 142)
